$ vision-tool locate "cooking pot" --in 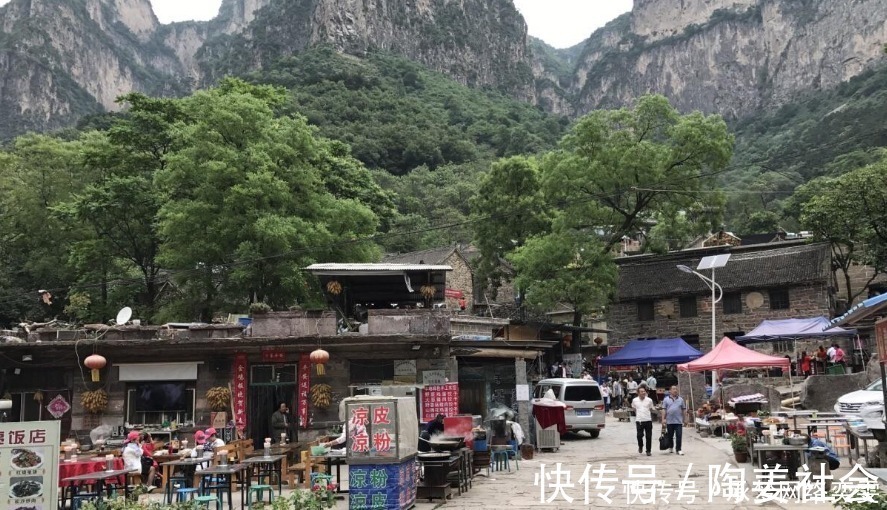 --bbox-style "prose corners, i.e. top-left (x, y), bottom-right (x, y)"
top-left (418, 452), bottom-right (451, 460)
top-left (430, 440), bottom-right (462, 452)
